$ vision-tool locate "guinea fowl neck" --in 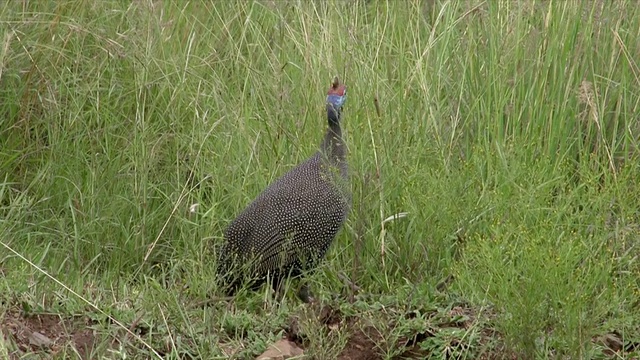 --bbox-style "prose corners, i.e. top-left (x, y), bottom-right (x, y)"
top-left (320, 105), bottom-right (345, 163)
